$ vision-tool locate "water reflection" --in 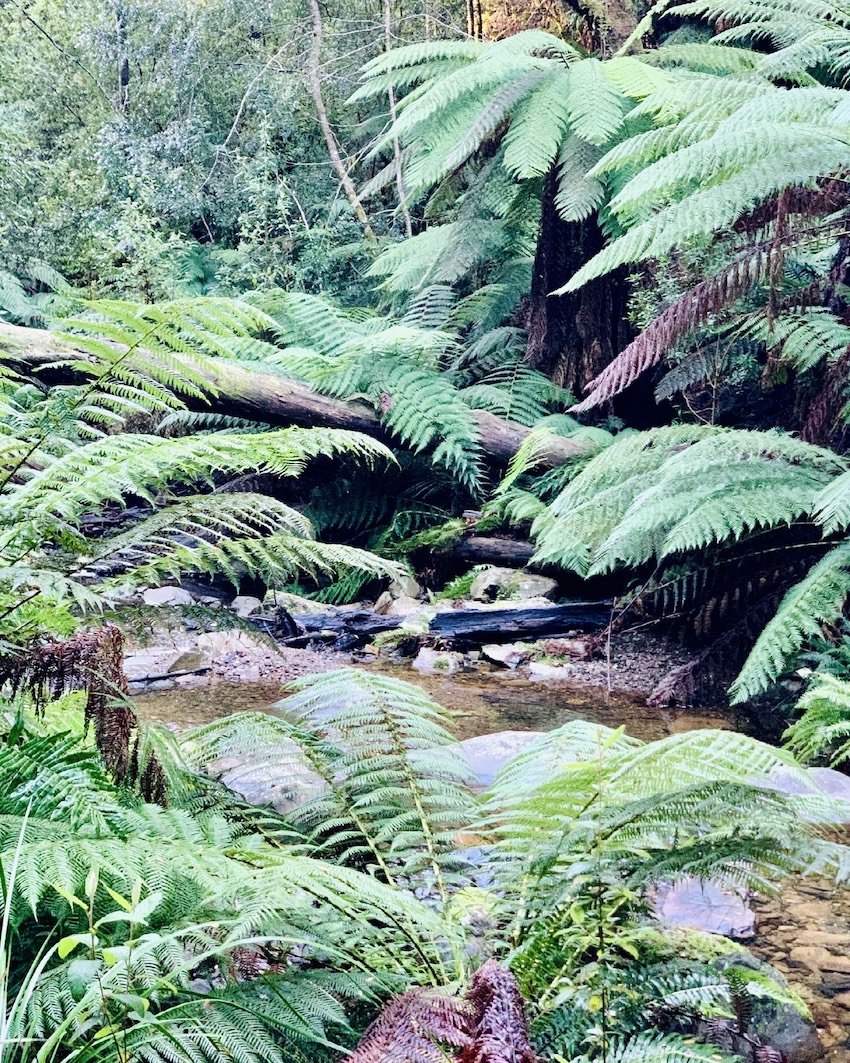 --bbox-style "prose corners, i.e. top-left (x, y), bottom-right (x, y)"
top-left (133, 664), bottom-right (745, 741)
